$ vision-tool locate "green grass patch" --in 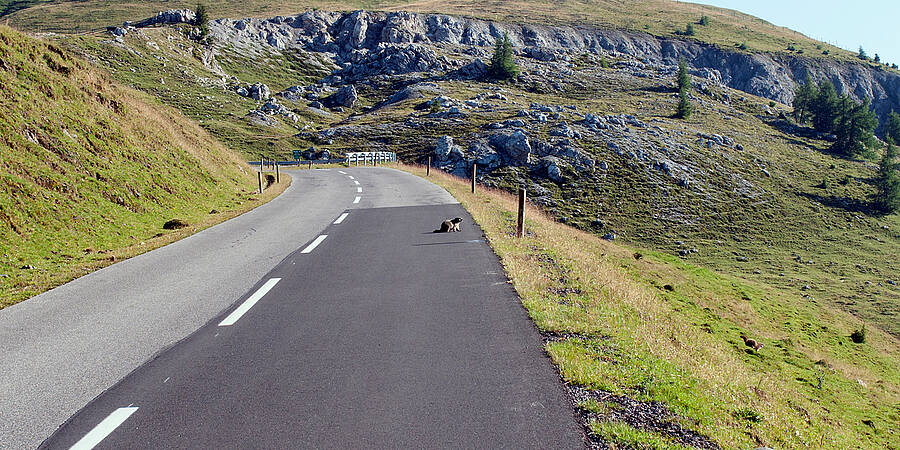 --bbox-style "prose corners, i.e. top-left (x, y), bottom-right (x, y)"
top-left (588, 420), bottom-right (690, 450)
